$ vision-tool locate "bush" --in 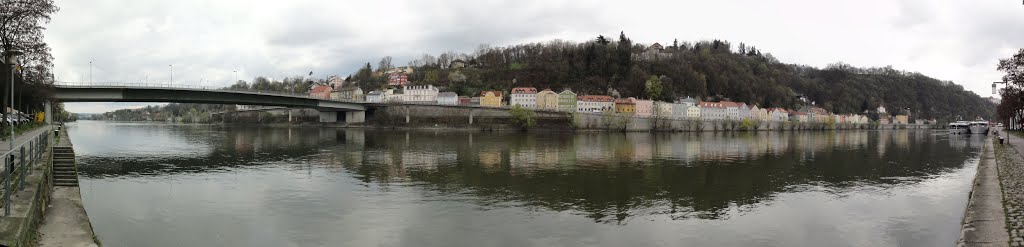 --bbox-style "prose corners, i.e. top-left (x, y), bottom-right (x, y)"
top-left (509, 105), bottom-right (536, 129)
